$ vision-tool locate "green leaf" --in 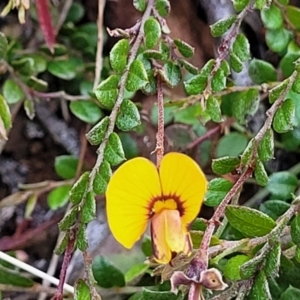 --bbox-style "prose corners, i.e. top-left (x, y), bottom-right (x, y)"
top-left (143, 50), bottom-right (163, 60)
top-left (254, 160), bottom-right (269, 187)
top-left (184, 73), bottom-right (207, 95)
top-left (265, 241), bottom-right (281, 278)
top-left (0, 94), bottom-right (11, 129)
top-left (206, 95), bottom-right (222, 122)
top-left (95, 75), bottom-right (119, 110)
top-left (269, 79), bottom-right (289, 104)
top-left (258, 129), bottom-right (274, 162)
top-left (150, 104), bottom-right (175, 126)
top-left (141, 236), bottom-right (152, 256)
top-left (86, 116), bottom-right (109, 145)
top-left (0, 265), bottom-right (34, 287)
top-left (158, 62), bottom-right (182, 88)
top-left (233, 0), bottom-right (250, 12)
top-left (273, 98), bottom-right (295, 133)
top-left (204, 178), bottom-right (233, 207)
top-left (249, 59), bottom-right (277, 84)
top-left (210, 15), bottom-right (237, 37)
top-left (26, 76), bottom-right (48, 92)
top-left (178, 59), bottom-right (198, 75)
top-left (211, 68), bottom-right (226, 93)
top-left (267, 171), bottom-right (297, 200)
top-left (280, 52), bottom-right (300, 78)
top-left (92, 256), bottom-right (125, 288)
top-left (232, 88), bottom-right (260, 124)
top-left (75, 279), bottom-right (91, 300)
top-left (58, 206), bottom-right (78, 231)
top-left (126, 60), bottom-right (148, 92)
top-left (48, 60), bottom-right (77, 80)
top-left (142, 289), bottom-right (179, 300)
top-left (286, 5), bottom-right (300, 30)
top-left (240, 139), bottom-right (254, 166)
top-left (116, 99), bottom-right (141, 131)
top-left (261, 4), bottom-right (284, 29)
top-left (259, 200), bottom-right (290, 220)
top-left (93, 161), bottom-right (112, 195)
top-left (232, 33), bottom-right (250, 62)
top-left (191, 218), bottom-right (207, 231)
top-left (229, 51), bottom-right (243, 73)
top-left (184, 59), bottom-right (214, 94)
top-left (133, 0), bottom-right (146, 12)
top-left (142, 69), bottom-right (157, 95)
top-left (144, 17), bottom-right (161, 49)
top-left (280, 286), bottom-right (300, 300)
top-left (292, 72), bottom-right (300, 94)
top-left (110, 39), bottom-right (129, 73)
top-left (54, 155), bottom-right (78, 179)
top-left (3, 79), bottom-right (25, 104)
top-left (70, 100), bottom-right (104, 124)
top-left (69, 172), bottom-right (89, 204)
top-left (76, 223), bottom-right (88, 251)
top-left (281, 128), bottom-right (300, 150)
top-left (54, 232), bottom-right (69, 255)
top-left (266, 27), bottom-right (290, 54)
top-left (81, 192), bottom-right (96, 223)
top-left (225, 205), bottom-right (276, 237)
top-left (291, 213), bottom-right (300, 244)
top-left (249, 271), bottom-right (271, 300)
top-left (66, 2), bottom-right (84, 23)
top-left (47, 185), bottom-right (71, 210)
top-left (255, 0), bottom-right (267, 9)
top-left (155, 0), bottom-right (170, 17)
top-left (220, 60), bottom-right (230, 76)
top-left (125, 263), bottom-right (149, 283)
top-left (24, 54), bottom-right (47, 74)
top-left (0, 32), bottom-right (8, 59)
top-left (159, 41), bottom-right (170, 60)
top-left (173, 104), bottom-right (201, 125)
top-left (104, 132), bottom-right (126, 166)
top-left (11, 57), bottom-right (35, 76)
top-left (216, 133), bottom-right (248, 157)
top-left (174, 39), bottom-right (194, 58)
top-left (212, 156), bottom-right (240, 175)
top-left (119, 133), bottom-right (139, 159)
top-left (224, 255), bottom-right (251, 280)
